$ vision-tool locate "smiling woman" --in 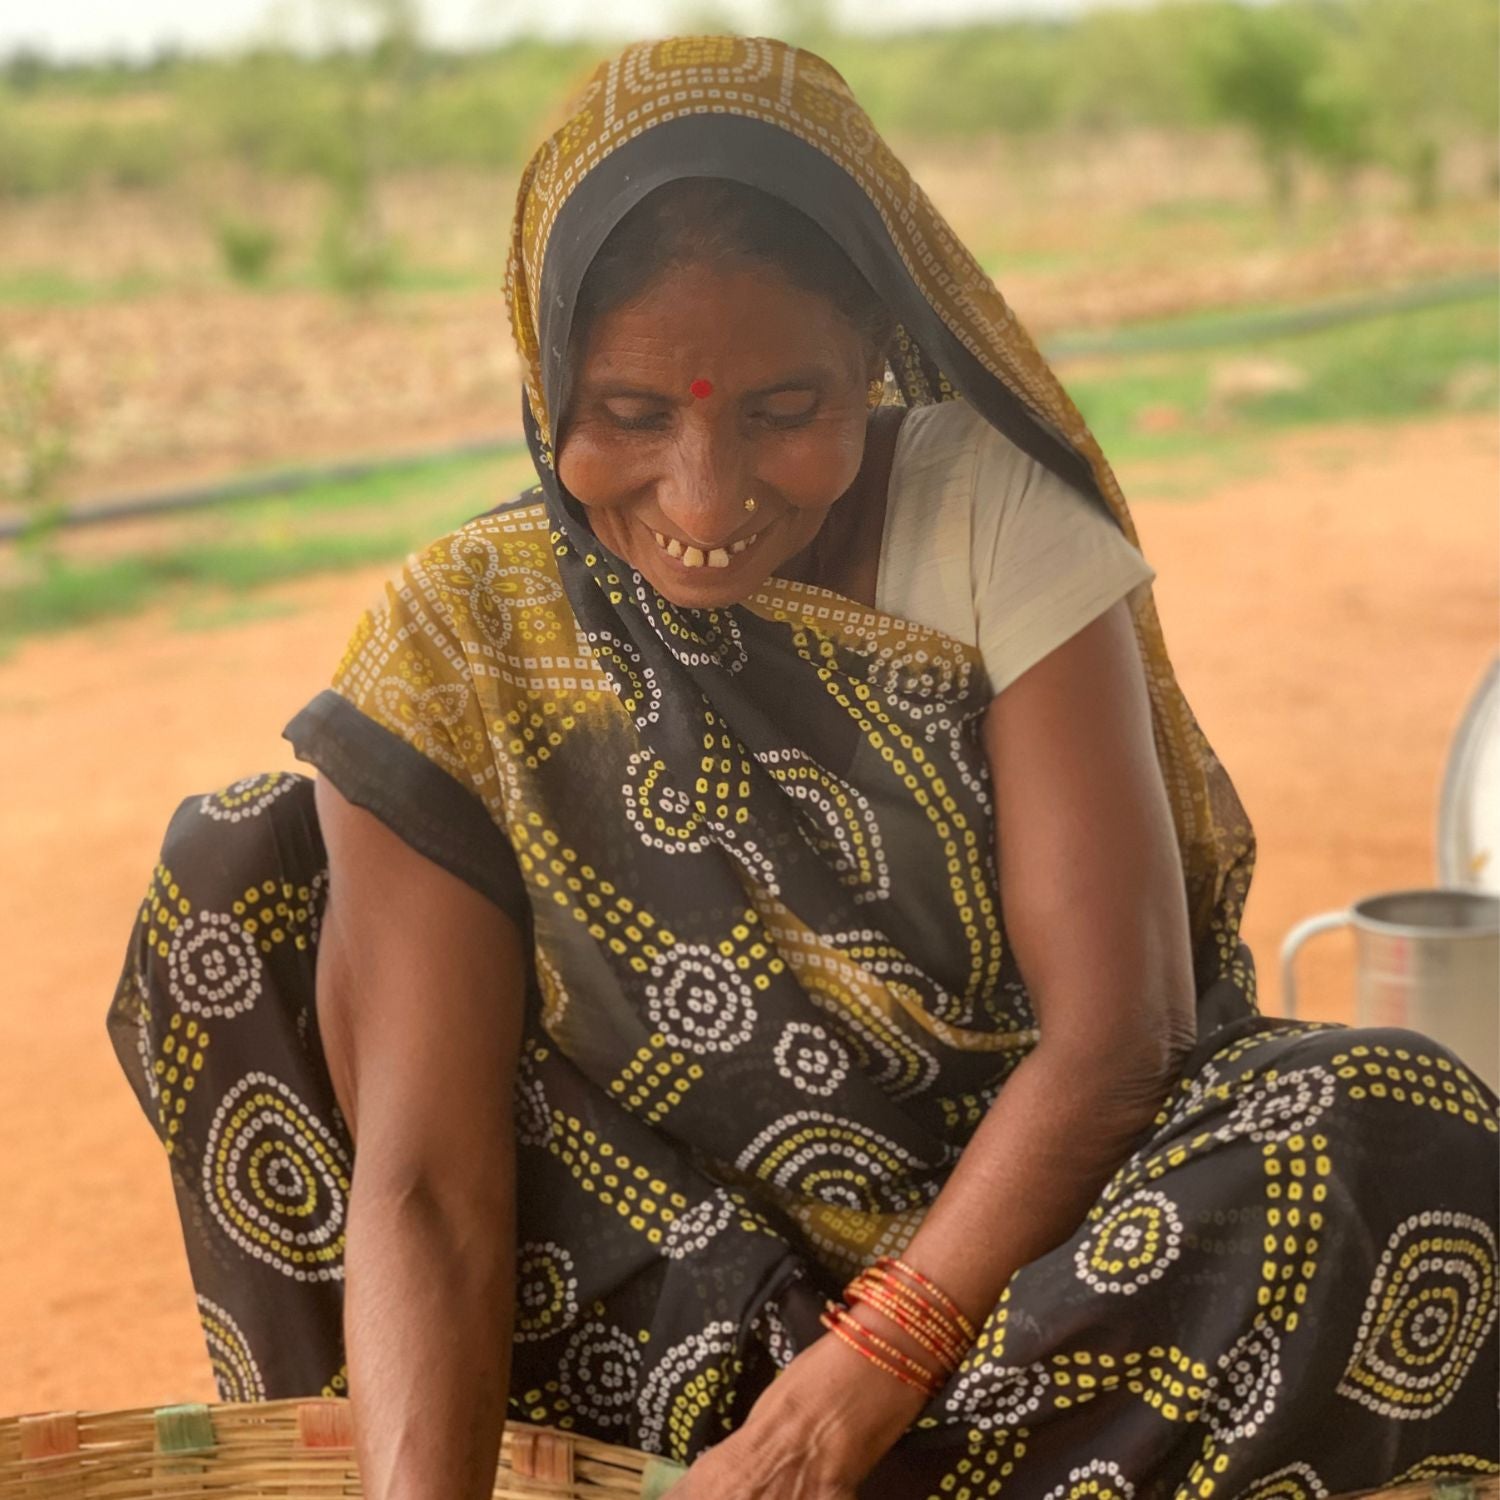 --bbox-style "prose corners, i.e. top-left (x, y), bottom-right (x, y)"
top-left (557, 181), bottom-right (894, 606)
top-left (559, 259), bottom-right (880, 601)
top-left (106, 33), bottom-right (1498, 1500)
